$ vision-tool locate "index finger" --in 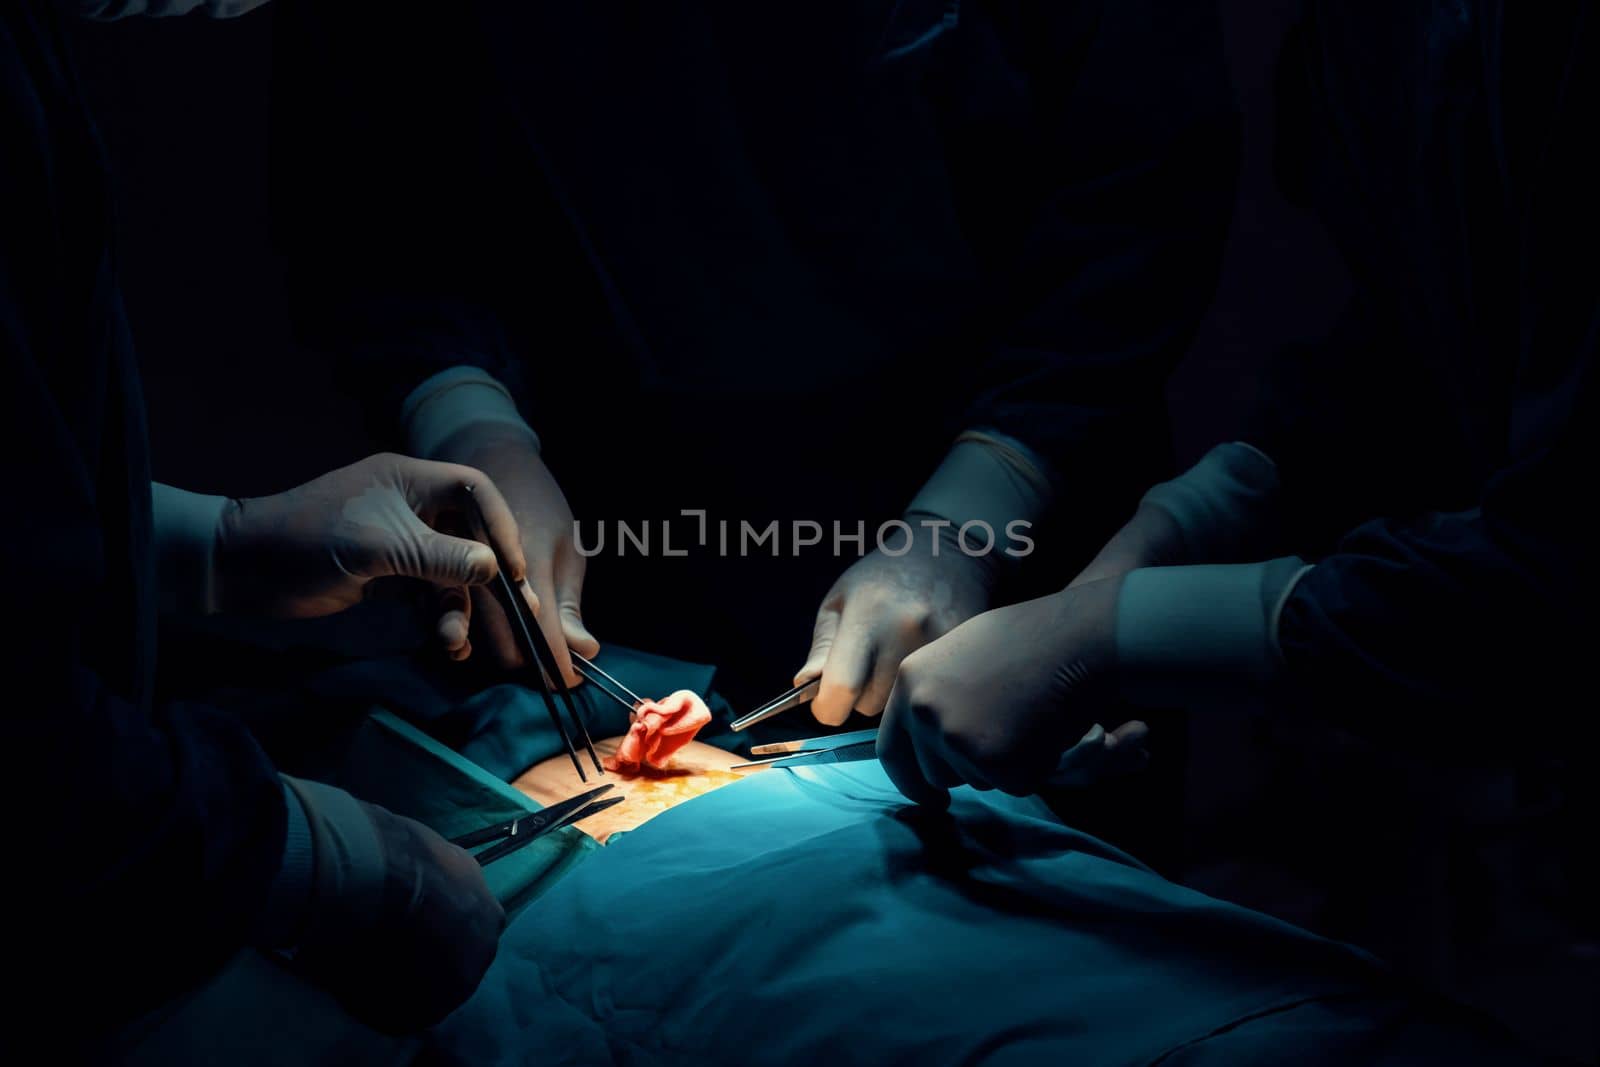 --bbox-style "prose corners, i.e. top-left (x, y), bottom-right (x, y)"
top-left (405, 460), bottom-right (529, 585)
top-left (793, 604), bottom-right (840, 687)
top-left (812, 602), bottom-right (881, 726)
